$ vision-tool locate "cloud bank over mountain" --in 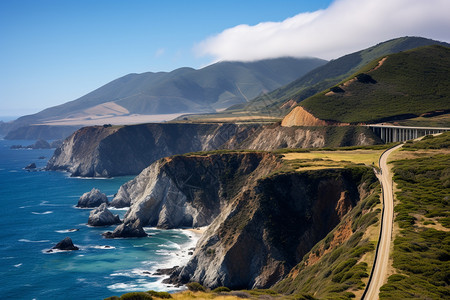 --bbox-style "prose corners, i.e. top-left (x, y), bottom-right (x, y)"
top-left (196, 0), bottom-right (450, 61)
